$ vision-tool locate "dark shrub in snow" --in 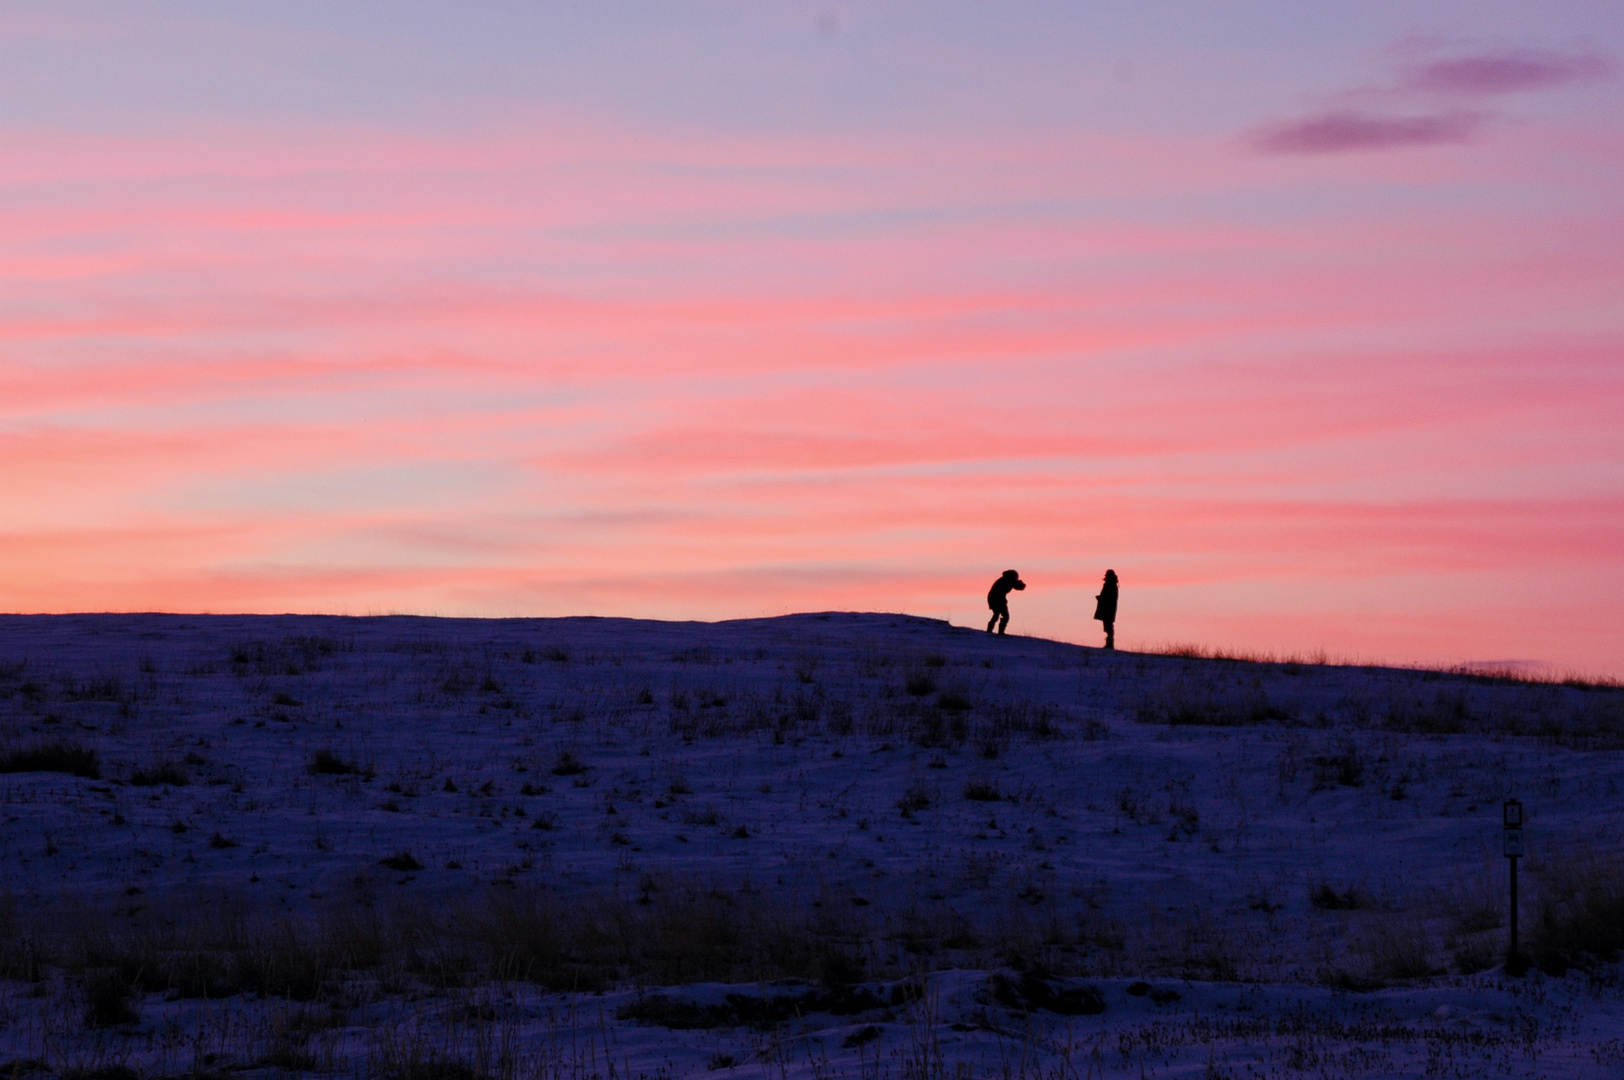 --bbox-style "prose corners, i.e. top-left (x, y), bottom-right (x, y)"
top-left (963, 780), bottom-right (1001, 801)
top-left (0, 739), bottom-right (100, 778)
top-left (306, 748), bottom-right (368, 776)
top-left (551, 750), bottom-right (588, 776)
top-left (1309, 883), bottom-right (1364, 911)
top-left (988, 970), bottom-right (1105, 1015)
top-left (129, 759), bottom-right (188, 787)
top-left (904, 672), bottom-right (938, 696)
top-left (81, 970), bottom-right (139, 1028)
